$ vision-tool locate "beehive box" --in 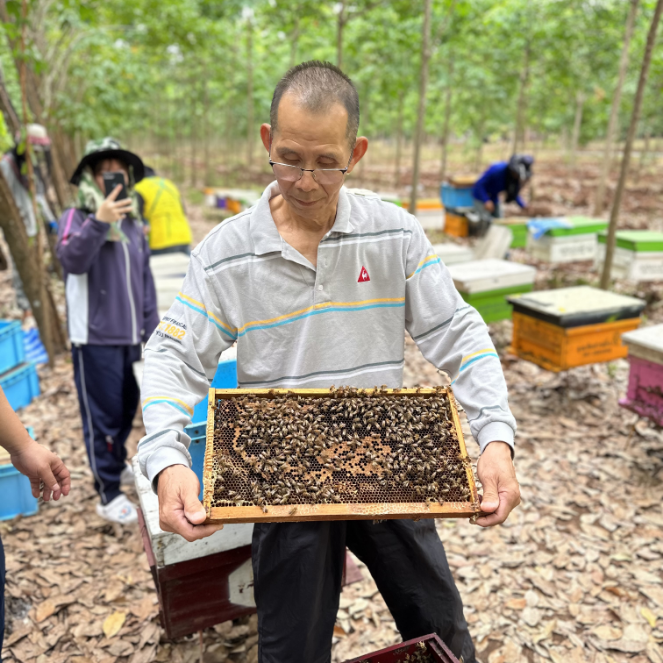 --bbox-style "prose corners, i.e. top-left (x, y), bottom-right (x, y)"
top-left (447, 259), bottom-right (536, 323)
top-left (527, 217), bottom-right (608, 263)
top-left (595, 230), bottom-right (663, 281)
top-left (344, 633), bottom-right (459, 663)
top-left (495, 217), bottom-right (528, 248)
top-left (202, 387), bottom-right (479, 524)
top-left (507, 286), bottom-right (645, 372)
top-left (443, 209), bottom-right (470, 238)
top-left (432, 242), bottom-right (475, 266)
top-left (619, 324), bottom-right (663, 426)
top-left (441, 182), bottom-right (475, 209)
